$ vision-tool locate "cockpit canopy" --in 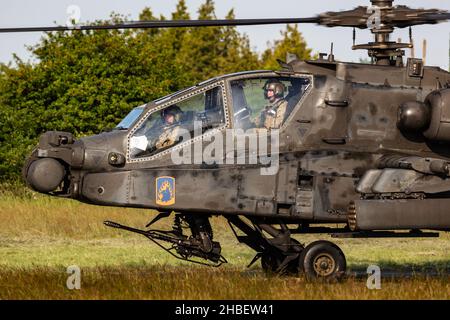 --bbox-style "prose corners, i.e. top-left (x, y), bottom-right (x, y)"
top-left (119, 73), bottom-right (311, 160)
top-left (230, 76), bottom-right (310, 130)
top-left (129, 85), bottom-right (226, 158)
